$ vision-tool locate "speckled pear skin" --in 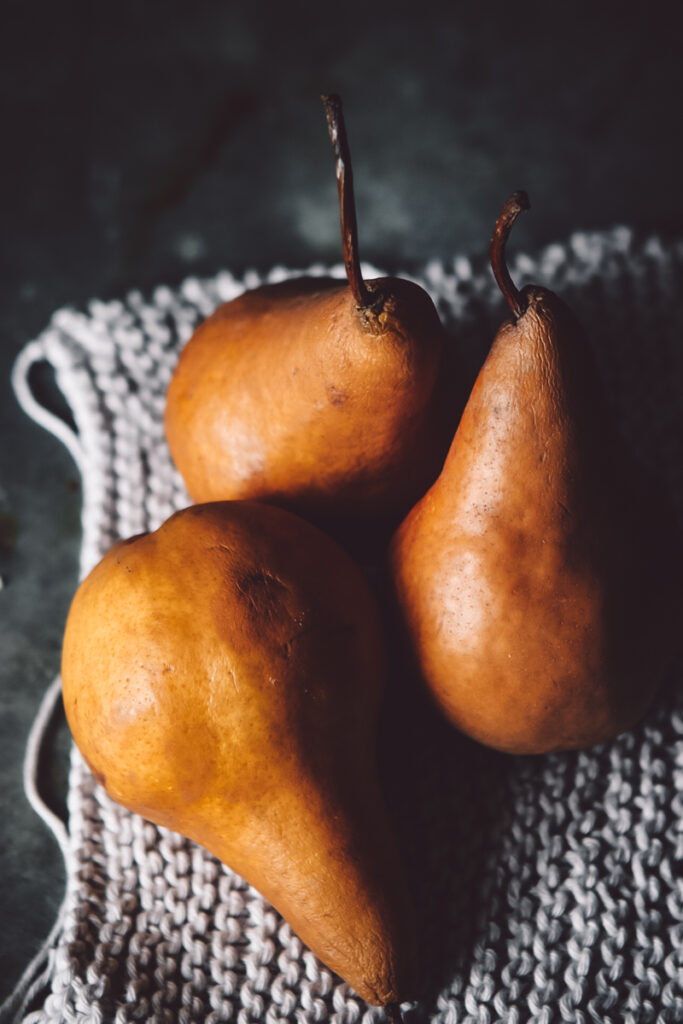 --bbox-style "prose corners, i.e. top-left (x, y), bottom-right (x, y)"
top-left (164, 276), bottom-right (445, 526)
top-left (390, 286), bottom-right (681, 755)
top-left (61, 501), bottom-right (415, 1005)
